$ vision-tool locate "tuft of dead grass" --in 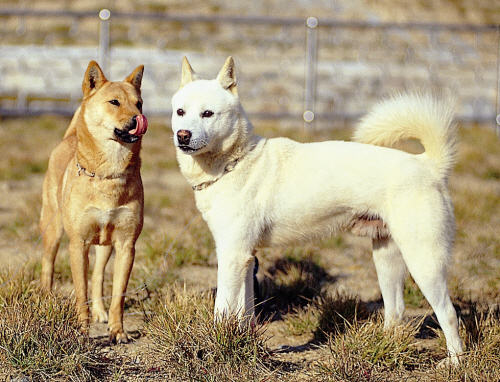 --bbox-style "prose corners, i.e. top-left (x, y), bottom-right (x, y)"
top-left (0, 270), bottom-right (107, 382)
top-left (432, 302), bottom-right (500, 382)
top-left (143, 284), bottom-right (276, 381)
top-left (315, 317), bottom-right (424, 381)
